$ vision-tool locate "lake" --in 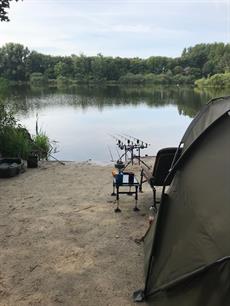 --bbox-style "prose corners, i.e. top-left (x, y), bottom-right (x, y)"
top-left (3, 85), bottom-right (230, 162)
